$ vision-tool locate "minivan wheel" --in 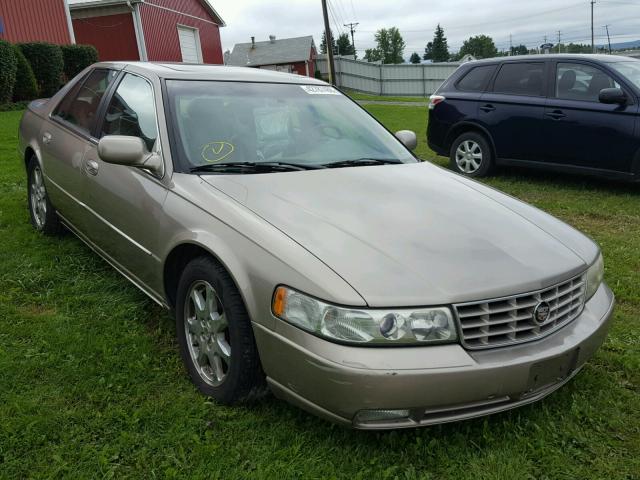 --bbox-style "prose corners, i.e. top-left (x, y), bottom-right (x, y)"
top-left (27, 157), bottom-right (63, 235)
top-left (450, 132), bottom-right (494, 177)
top-left (175, 256), bottom-right (265, 404)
